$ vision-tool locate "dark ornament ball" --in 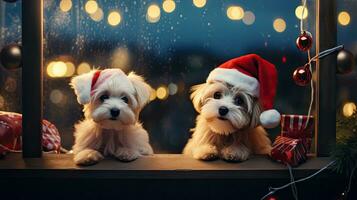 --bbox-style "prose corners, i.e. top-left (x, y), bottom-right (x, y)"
top-left (296, 31), bottom-right (313, 51)
top-left (293, 65), bottom-right (312, 86)
top-left (337, 49), bottom-right (355, 74)
top-left (0, 44), bottom-right (22, 70)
